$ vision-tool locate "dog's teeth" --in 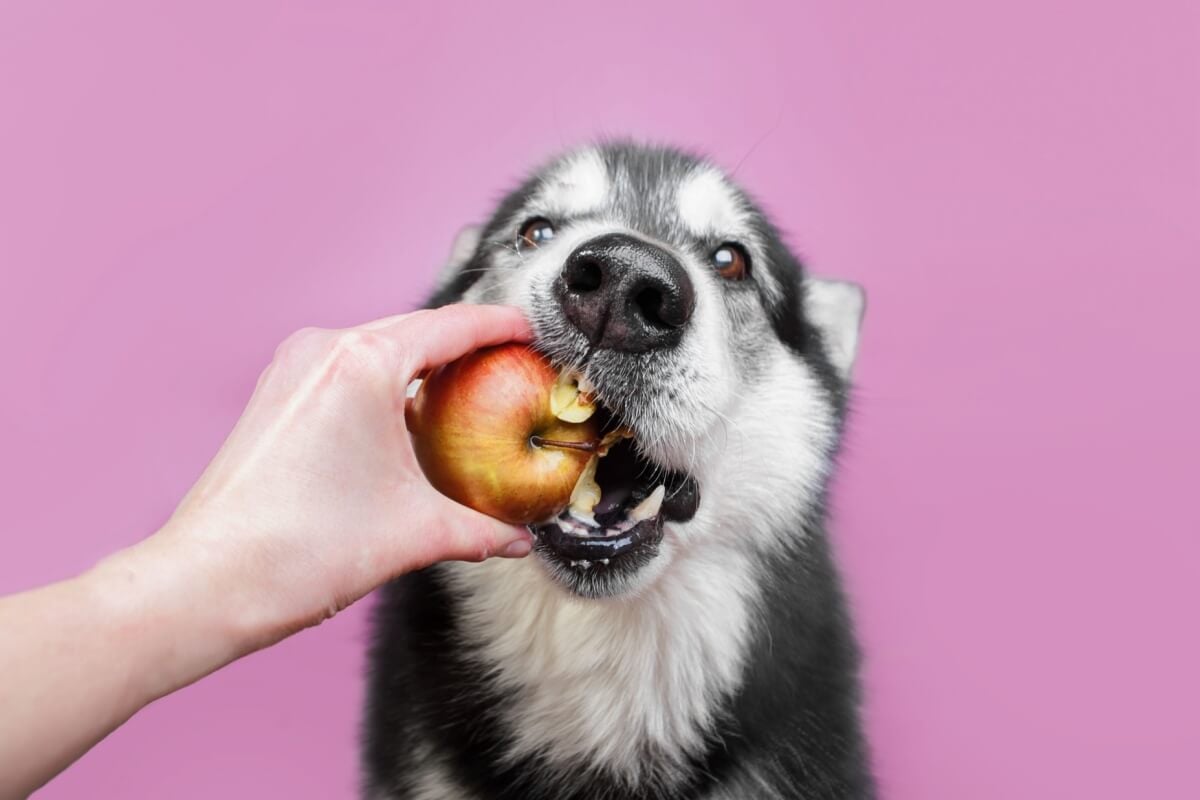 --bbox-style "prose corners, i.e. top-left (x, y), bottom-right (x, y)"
top-left (568, 508), bottom-right (598, 527)
top-left (600, 559), bottom-right (610, 566)
top-left (579, 560), bottom-right (591, 570)
top-left (558, 517), bottom-right (591, 537)
top-left (568, 455), bottom-right (601, 523)
top-left (628, 485), bottom-right (666, 522)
